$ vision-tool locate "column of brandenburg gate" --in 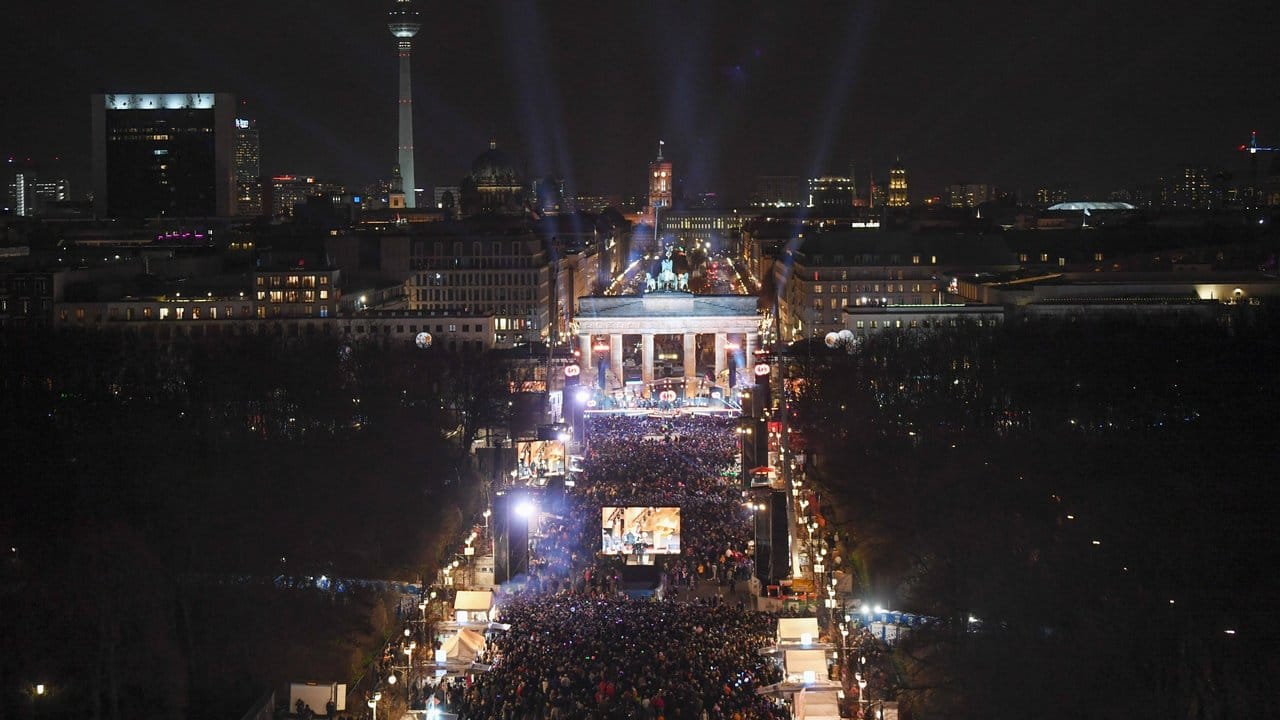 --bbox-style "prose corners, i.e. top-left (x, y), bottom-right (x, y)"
top-left (575, 292), bottom-right (761, 387)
